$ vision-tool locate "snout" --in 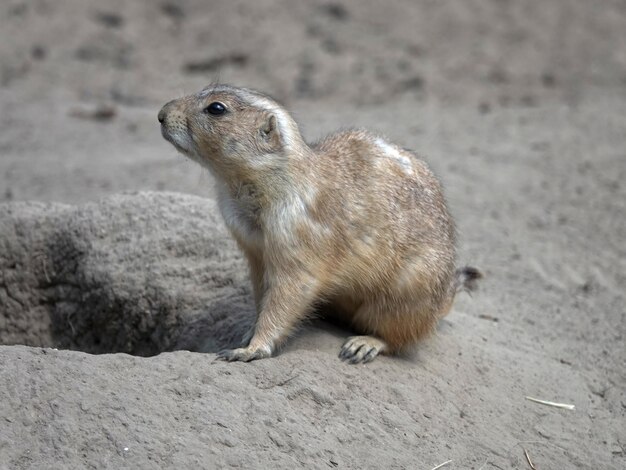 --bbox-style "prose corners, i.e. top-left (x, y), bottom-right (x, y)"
top-left (157, 100), bottom-right (181, 140)
top-left (158, 99), bottom-right (177, 124)
top-left (158, 100), bottom-right (194, 154)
